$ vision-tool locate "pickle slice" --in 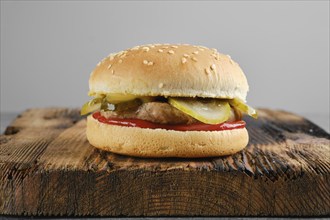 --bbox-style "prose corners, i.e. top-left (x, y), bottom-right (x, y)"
top-left (81, 93), bottom-right (157, 115)
top-left (106, 93), bottom-right (138, 104)
top-left (229, 98), bottom-right (258, 119)
top-left (168, 98), bottom-right (231, 124)
top-left (80, 98), bottom-right (103, 115)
